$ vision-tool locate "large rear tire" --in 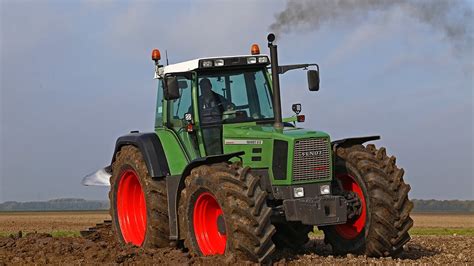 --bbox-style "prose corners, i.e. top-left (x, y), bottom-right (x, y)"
top-left (109, 145), bottom-right (169, 248)
top-left (179, 162), bottom-right (276, 263)
top-left (322, 144), bottom-right (413, 257)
